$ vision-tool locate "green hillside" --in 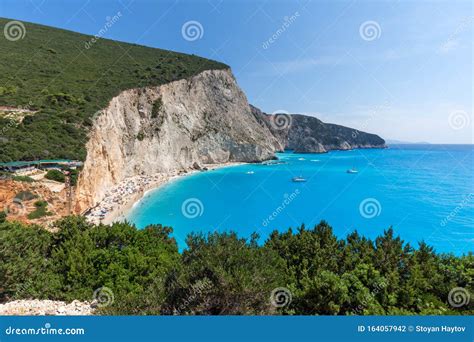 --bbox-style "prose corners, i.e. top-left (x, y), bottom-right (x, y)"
top-left (0, 18), bottom-right (227, 162)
